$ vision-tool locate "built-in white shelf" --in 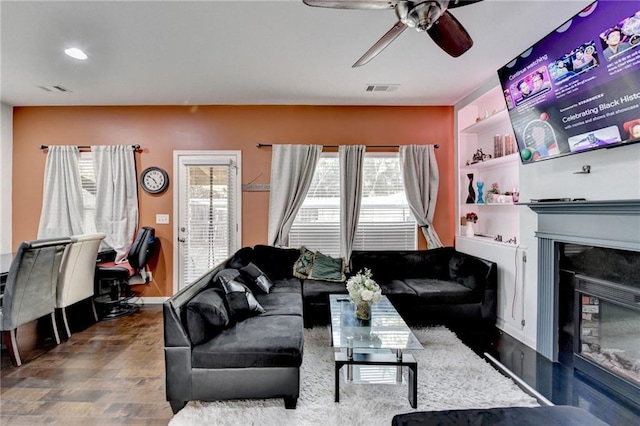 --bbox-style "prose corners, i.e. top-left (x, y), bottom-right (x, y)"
top-left (461, 153), bottom-right (519, 171)
top-left (460, 108), bottom-right (509, 134)
top-left (464, 202), bottom-right (518, 206)
top-left (456, 235), bottom-right (519, 248)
